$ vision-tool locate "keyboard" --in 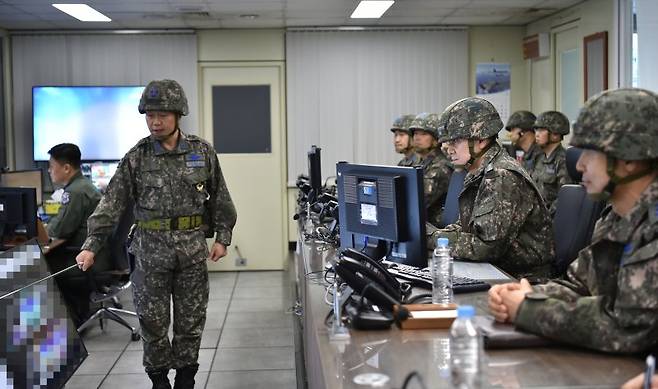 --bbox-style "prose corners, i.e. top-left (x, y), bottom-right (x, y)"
top-left (385, 262), bottom-right (490, 294)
